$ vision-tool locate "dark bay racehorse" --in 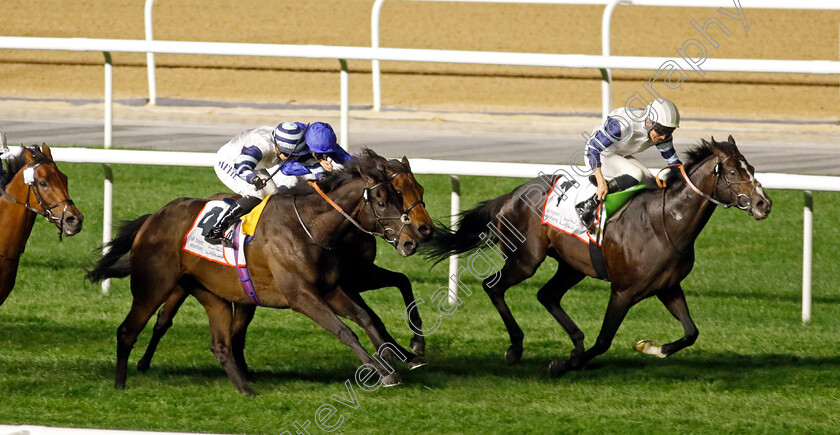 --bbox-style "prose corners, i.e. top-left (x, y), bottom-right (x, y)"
top-left (0, 141), bottom-right (83, 307)
top-left (87, 154), bottom-right (422, 395)
top-left (422, 136), bottom-right (771, 376)
top-left (134, 153), bottom-right (435, 376)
